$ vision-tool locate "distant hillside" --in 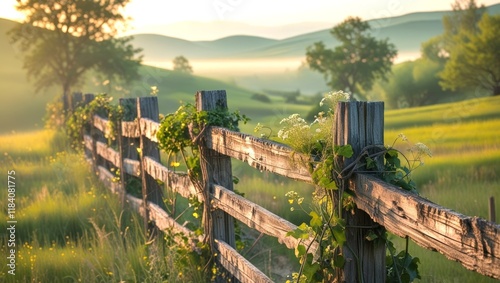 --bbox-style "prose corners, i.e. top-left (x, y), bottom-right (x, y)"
top-left (131, 4), bottom-right (500, 61)
top-left (0, 18), bottom-right (59, 133)
top-left (129, 3), bottom-right (500, 94)
top-left (1, 3), bottom-right (499, 133)
top-left (0, 18), bottom-right (309, 133)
